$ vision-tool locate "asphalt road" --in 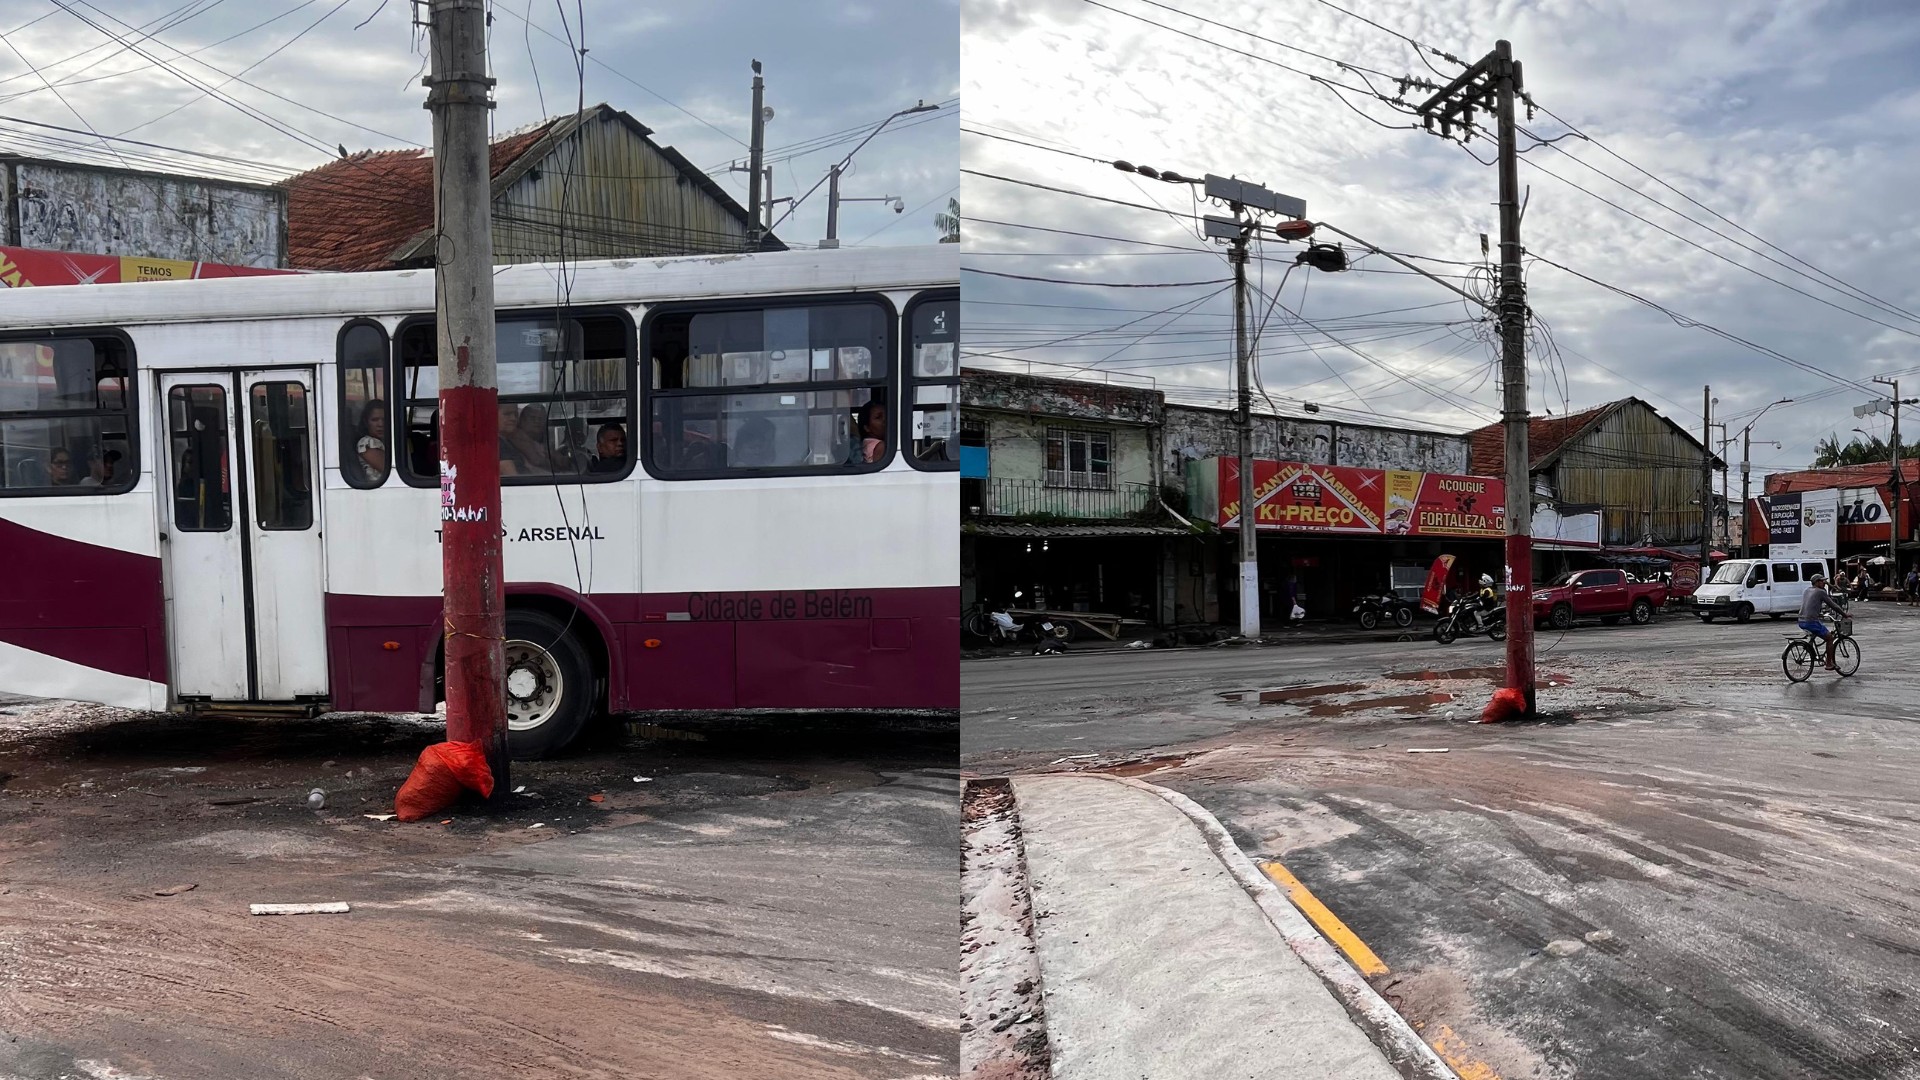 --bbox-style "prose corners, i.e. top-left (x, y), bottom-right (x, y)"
top-left (964, 603), bottom-right (1920, 1080)
top-left (0, 704), bottom-right (957, 1080)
